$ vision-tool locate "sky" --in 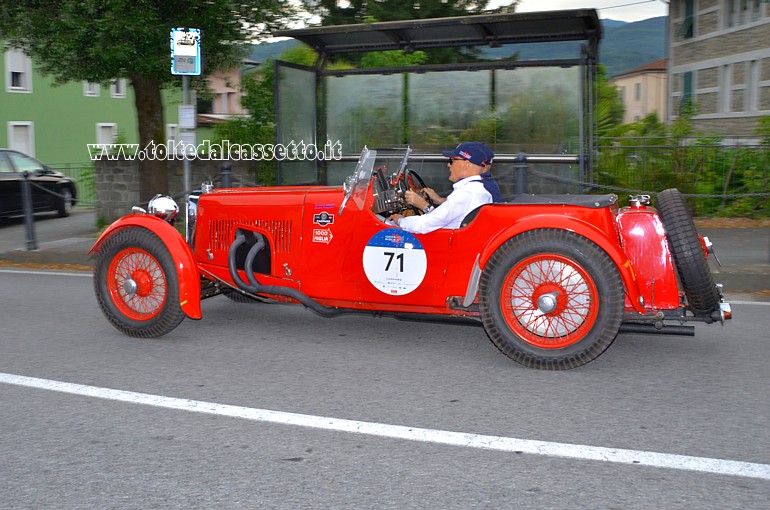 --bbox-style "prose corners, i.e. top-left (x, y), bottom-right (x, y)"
top-left (506, 0), bottom-right (668, 23)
